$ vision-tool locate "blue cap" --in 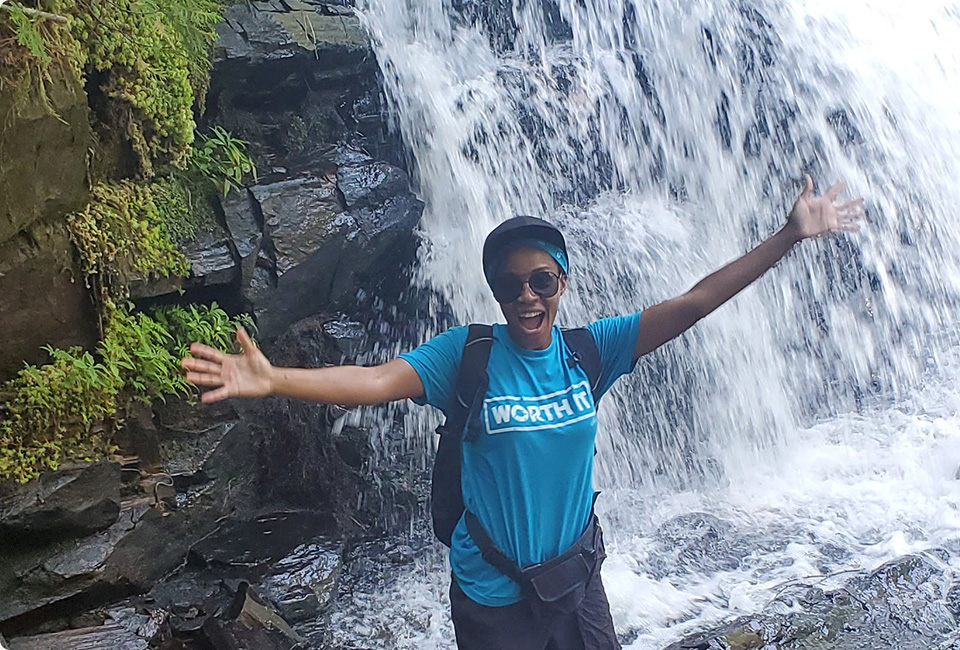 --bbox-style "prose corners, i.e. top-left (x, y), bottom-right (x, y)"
top-left (482, 216), bottom-right (569, 287)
